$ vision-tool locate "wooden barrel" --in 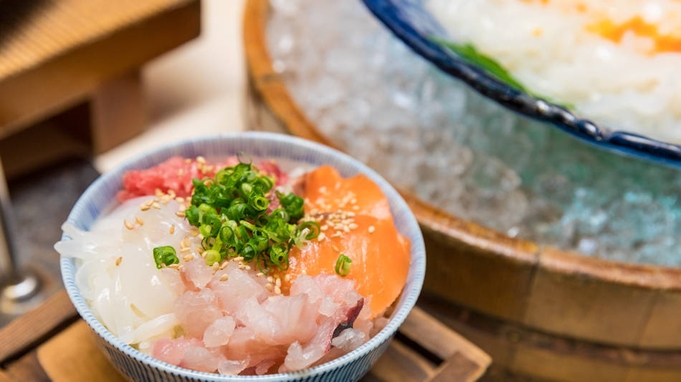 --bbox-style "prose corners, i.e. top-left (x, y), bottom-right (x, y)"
top-left (243, 1), bottom-right (681, 380)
